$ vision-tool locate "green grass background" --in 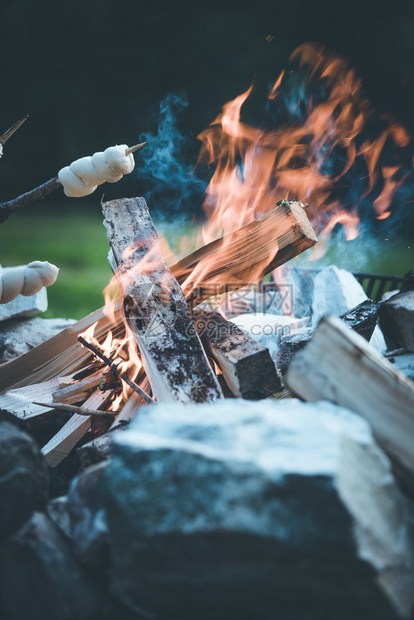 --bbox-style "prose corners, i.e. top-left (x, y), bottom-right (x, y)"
top-left (1, 200), bottom-right (412, 320)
